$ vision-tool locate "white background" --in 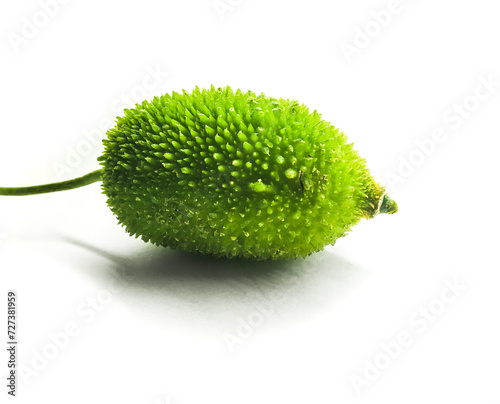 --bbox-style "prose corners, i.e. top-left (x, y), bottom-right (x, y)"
top-left (1, 0), bottom-right (499, 403)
